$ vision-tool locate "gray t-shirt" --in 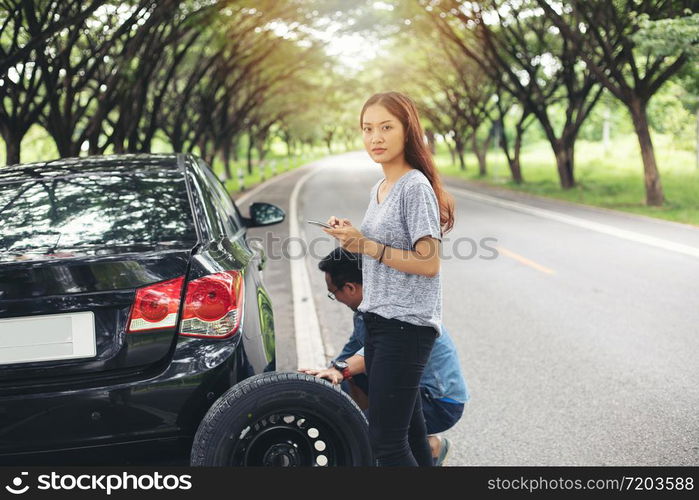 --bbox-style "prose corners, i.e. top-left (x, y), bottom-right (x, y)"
top-left (358, 168), bottom-right (442, 333)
